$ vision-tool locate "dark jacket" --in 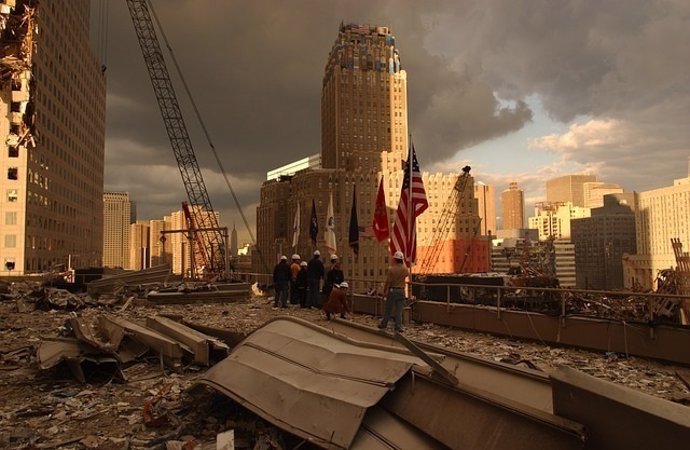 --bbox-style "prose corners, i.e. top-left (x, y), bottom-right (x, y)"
top-left (323, 267), bottom-right (344, 296)
top-left (273, 261), bottom-right (291, 283)
top-left (296, 267), bottom-right (308, 289)
top-left (307, 256), bottom-right (325, 280)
